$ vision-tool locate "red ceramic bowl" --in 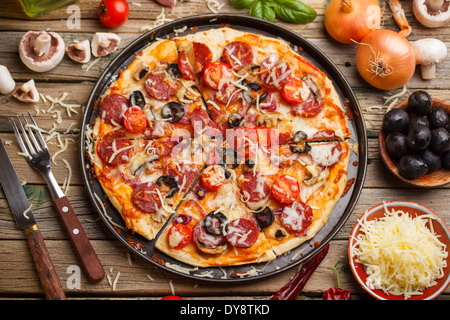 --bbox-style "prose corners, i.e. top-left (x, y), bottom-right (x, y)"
top-left (348, 201), bottom-right (450, 300)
